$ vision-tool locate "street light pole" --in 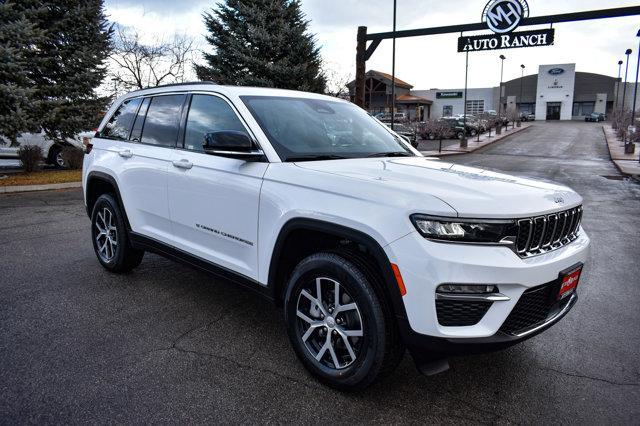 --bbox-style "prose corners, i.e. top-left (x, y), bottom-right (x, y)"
top-left (390, 0), bottom-right (397, 131)
top-left (519, 64), bottom-right (525, 119)
top-left (622, 48), bottom-right (632, 146)
top-left (614, 60), bottom-right (623, 128)
top-left (497, 54), bottom-right (506, 133)
top-left (498, 55), bottom-right (506, 118)
top-left (462, 49), bottom-right (469, 147)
